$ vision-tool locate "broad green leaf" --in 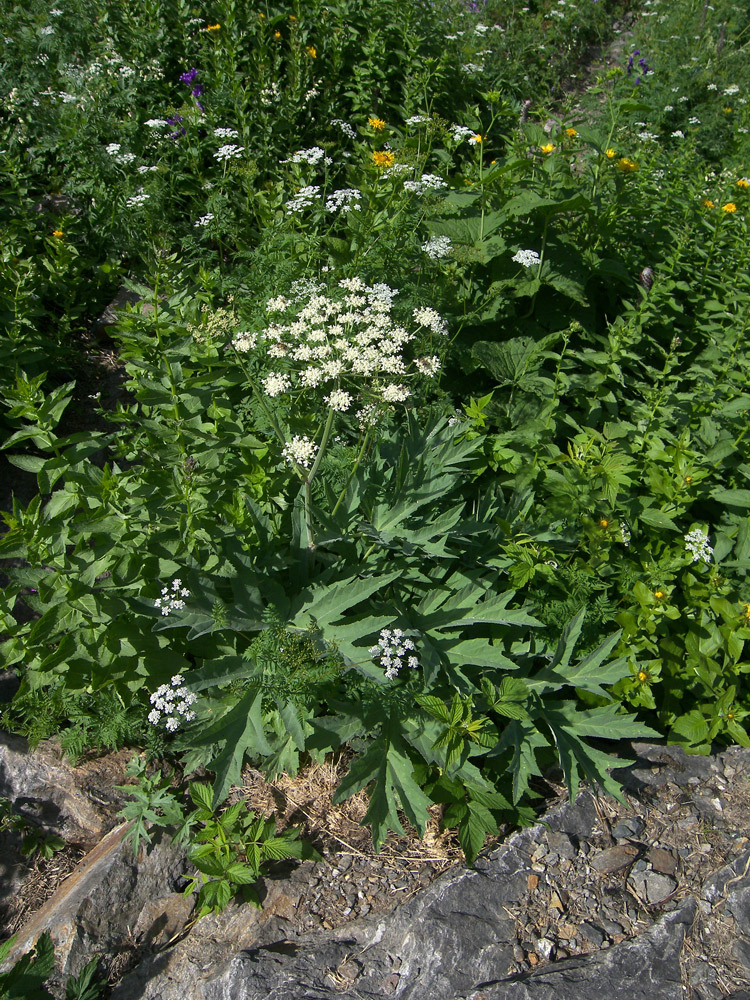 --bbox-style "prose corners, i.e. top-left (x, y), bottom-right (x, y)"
top-left (490, 718), bottom-right (548, 803)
